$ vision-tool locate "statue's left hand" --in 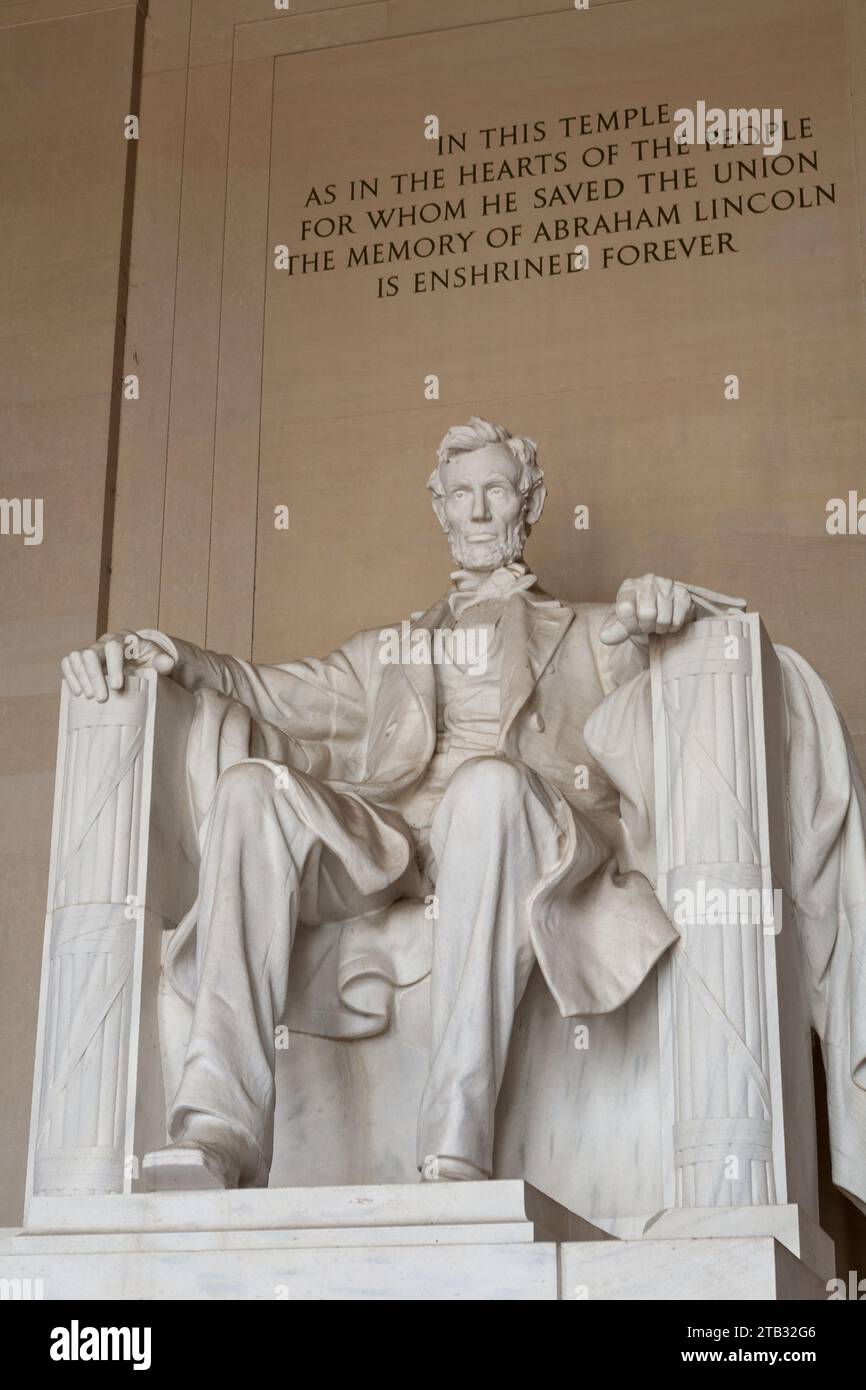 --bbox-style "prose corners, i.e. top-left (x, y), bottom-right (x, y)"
top-left (60, 631), bottom-right (176, 701)
top-left (599, 575), bottom-right (695, 646)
